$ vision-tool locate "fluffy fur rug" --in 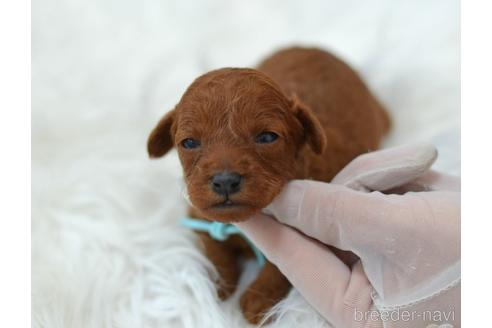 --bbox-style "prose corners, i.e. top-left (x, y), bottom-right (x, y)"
top-left (32, 0), bottom-right (459, 327)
